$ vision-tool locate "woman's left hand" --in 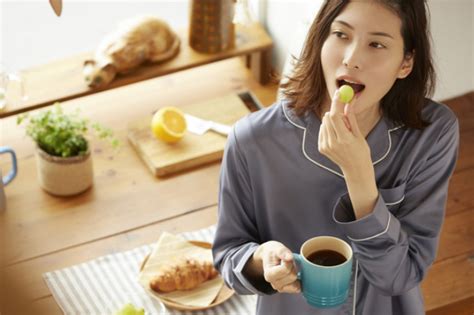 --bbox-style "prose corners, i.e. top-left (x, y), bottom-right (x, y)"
top-left (318, 90), bottom-right (371, 173)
